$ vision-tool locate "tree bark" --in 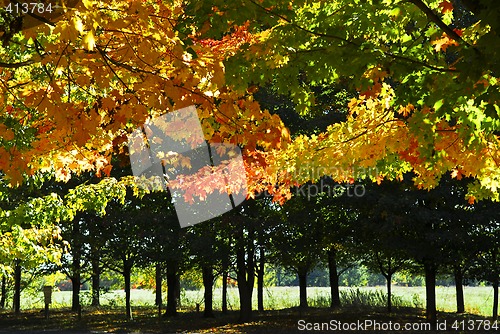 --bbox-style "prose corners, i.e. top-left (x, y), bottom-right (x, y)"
top-left (424, 262), bottom-right (437, 328)
top-left (164, 261), bottom-right (178, 317)
top-left (453, 265), bottom-right (465, 314)
top-left (13, 260), bottom-right (21, 314)
top-left (202, 265), bottom-right (214, 318)
top-left (257, 247), bottom-right (265, 312)
top-left (0, 274), bottom-right (6, 309)
top-left (90, 244), bottom-right (100, 307)
top-left (123, 261), bottom-right (133, 320)
top-left (222, 270), bottom-right (228, 314)
top-left (155, 262), bottom-right (162, 307)
top-left (328, 248), bottom-right (341, 309)
top-left (385, 273), bottom-right (392, 313)
top-left (298, 267), bottom-right (308, 308)
top-left (91, 253), bottom-right (100, 307)
top-left (71, 217), bottom-right (81, 312)
top-left (71, 251), bottom-right (81, 312)
top-left (236, 226), bottom-right (255, 322)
